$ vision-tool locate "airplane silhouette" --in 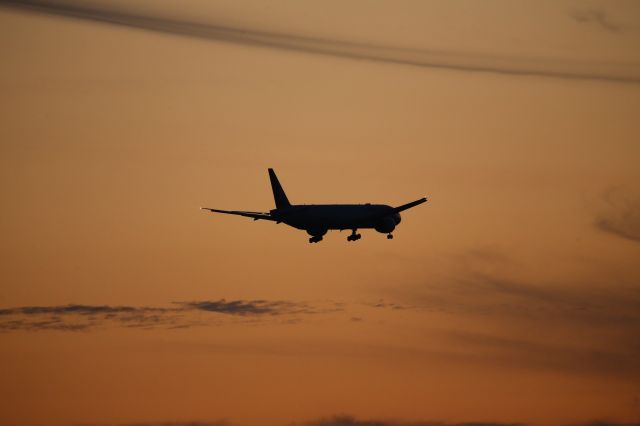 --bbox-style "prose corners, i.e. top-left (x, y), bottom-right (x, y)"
top-left (202, 169), bottom-right (427, 243)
